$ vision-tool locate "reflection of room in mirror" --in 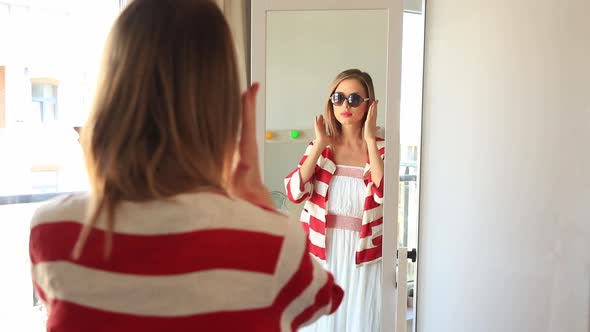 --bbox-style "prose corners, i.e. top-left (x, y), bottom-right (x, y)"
top-left (265, 126), bottom-right (385, 217)
top-left (265, 9), bottom-right (388, 132)
top-left (263, 8), bottom-right (391, 332)
top-left (264, 129), bottom-right (314, 143)
top-left (264, 9), bottom-right (388, 204)
top-left (265, 128), bottom-right (386, 144)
